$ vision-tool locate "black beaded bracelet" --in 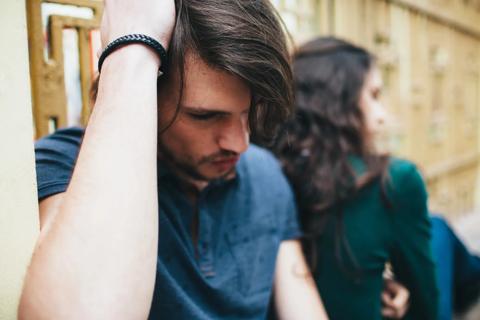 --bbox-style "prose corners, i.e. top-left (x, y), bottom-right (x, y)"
top-left (97, 34), bottom-right (168, 75)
